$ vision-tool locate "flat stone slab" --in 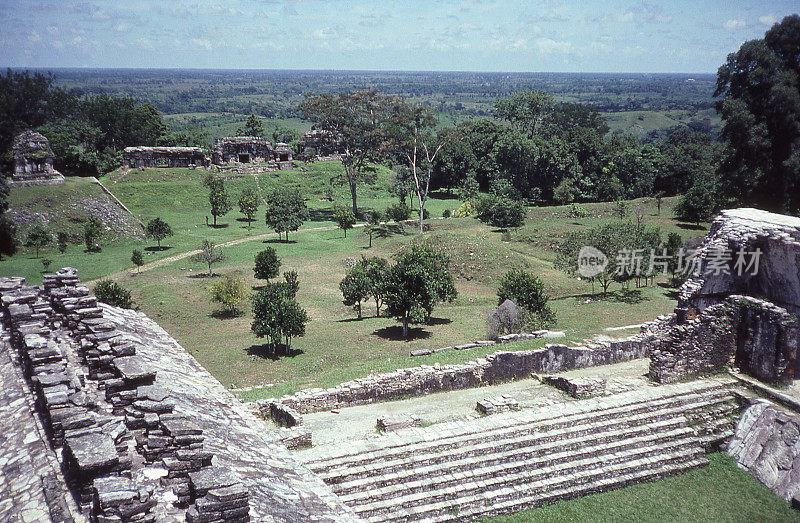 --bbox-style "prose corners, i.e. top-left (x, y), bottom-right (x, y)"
top-left (190, 468), bottom-right (239, 496)
top-left (377, 414), bottom-right (422, 432)
top-left (65, 432), bottom-right (119, 473)
top-left (545, 375), bottom-right (607, 399)
top-left (476, 395), bottom-right (520, 415)
top-left (113, 356), bottom-right (156, 382)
